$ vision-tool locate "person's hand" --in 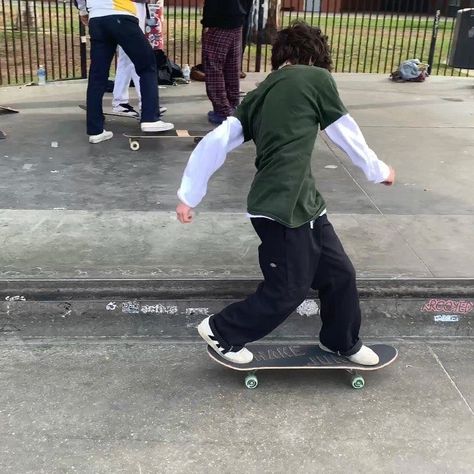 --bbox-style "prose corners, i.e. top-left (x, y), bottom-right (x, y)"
top-left (176, 202), bottom-right (194, 224)
top-left (79, 14), bottom-right (89, 27)
top-left (382, 166), bottom-right (395, 186)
